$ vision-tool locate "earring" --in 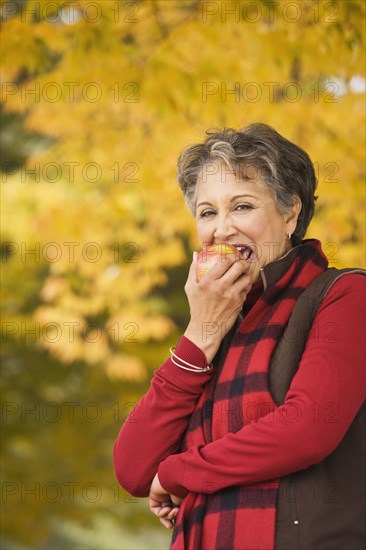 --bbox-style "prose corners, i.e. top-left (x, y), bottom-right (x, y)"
top-left (287, 232), bottom-right (292, 239)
